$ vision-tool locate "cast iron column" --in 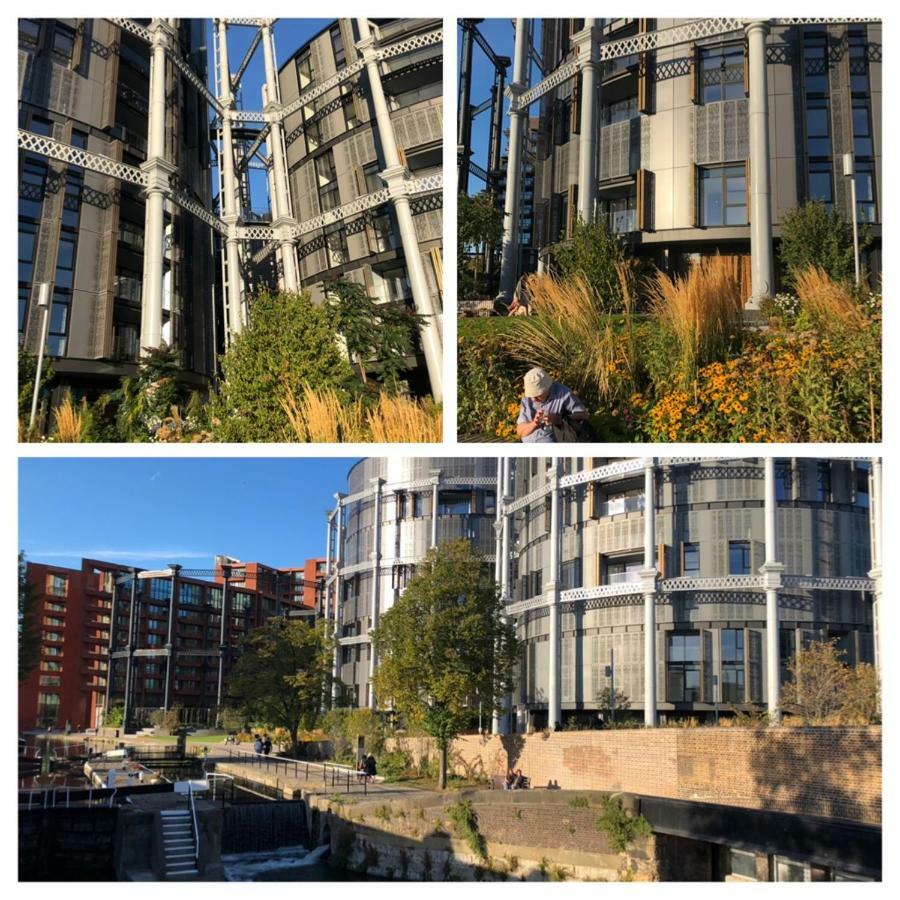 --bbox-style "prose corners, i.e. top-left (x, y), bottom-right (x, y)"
top-left (745, 20), bottom-right (775, 308)
top-left (122, 569), bottom-right (140, 733)
top-left (216, 564), bottom-right (231, 721)
top-left (356, 18), bottom-right (443, 401)
top-left (642, 460), bottom-right (658, 726)
top-left (546, 458), bottom-right (562, 729)
top-left (140, 19), bottom-right (175, 354)
top-left (762, 458), bottom-right (785, 722)
top-left (430, 469), bottom-right (442, 548)
top-left (868, 458), bottom-right (882, 673)
top-left (332, 495), bottom-right (344, 702)
top-left (457, 20), bottom-right (477, 193)
top-left (368, 478), bottom-right (384, 709)
top-left (497, 18), bottom-right (530, 303)
top-left (574, 20), bottom-right (601, 222)
top-left (163, 565), bottom-right (181, 713)
top-left (216, 19), bottom-right (245, 337)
